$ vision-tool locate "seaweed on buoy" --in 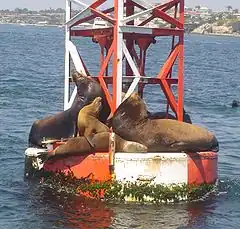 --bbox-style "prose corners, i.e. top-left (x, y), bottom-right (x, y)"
top-left (41, 171), bottom-right (216, 203)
